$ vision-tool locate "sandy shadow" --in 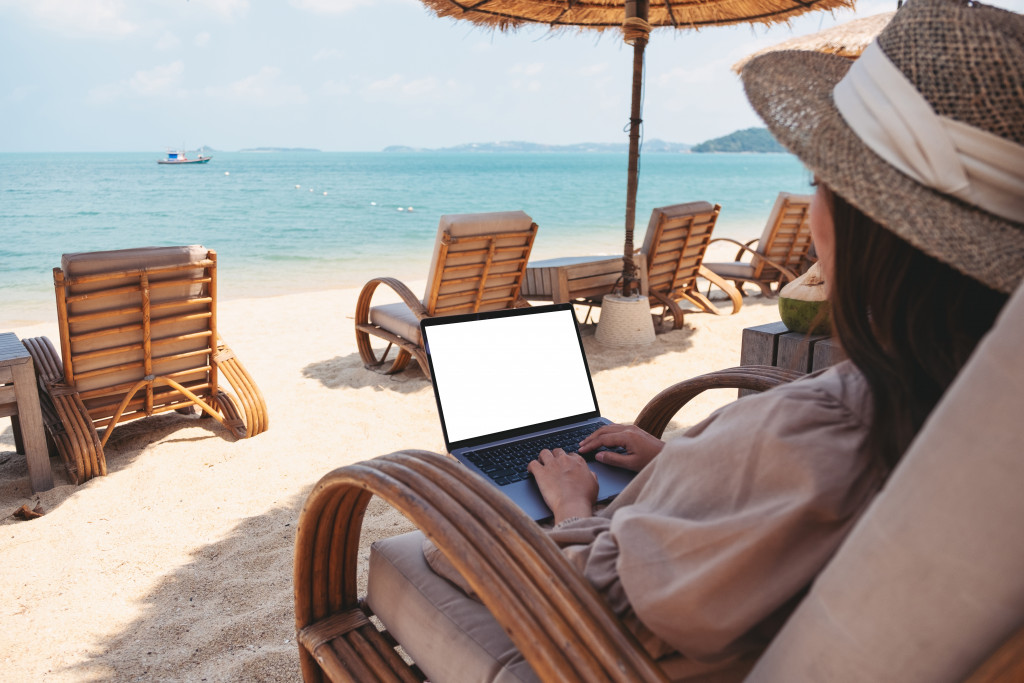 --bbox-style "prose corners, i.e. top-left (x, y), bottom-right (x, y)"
top-left (62, 491), bottom-right (415, 682)
top-left (303, 315), bottom-right (699, 393)
top-left (0, 413), bottom-right (239, 520)
top-left (579, 317), bottom-right (697, 374)
top-left (302, 352), bottom-right (430, 393)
